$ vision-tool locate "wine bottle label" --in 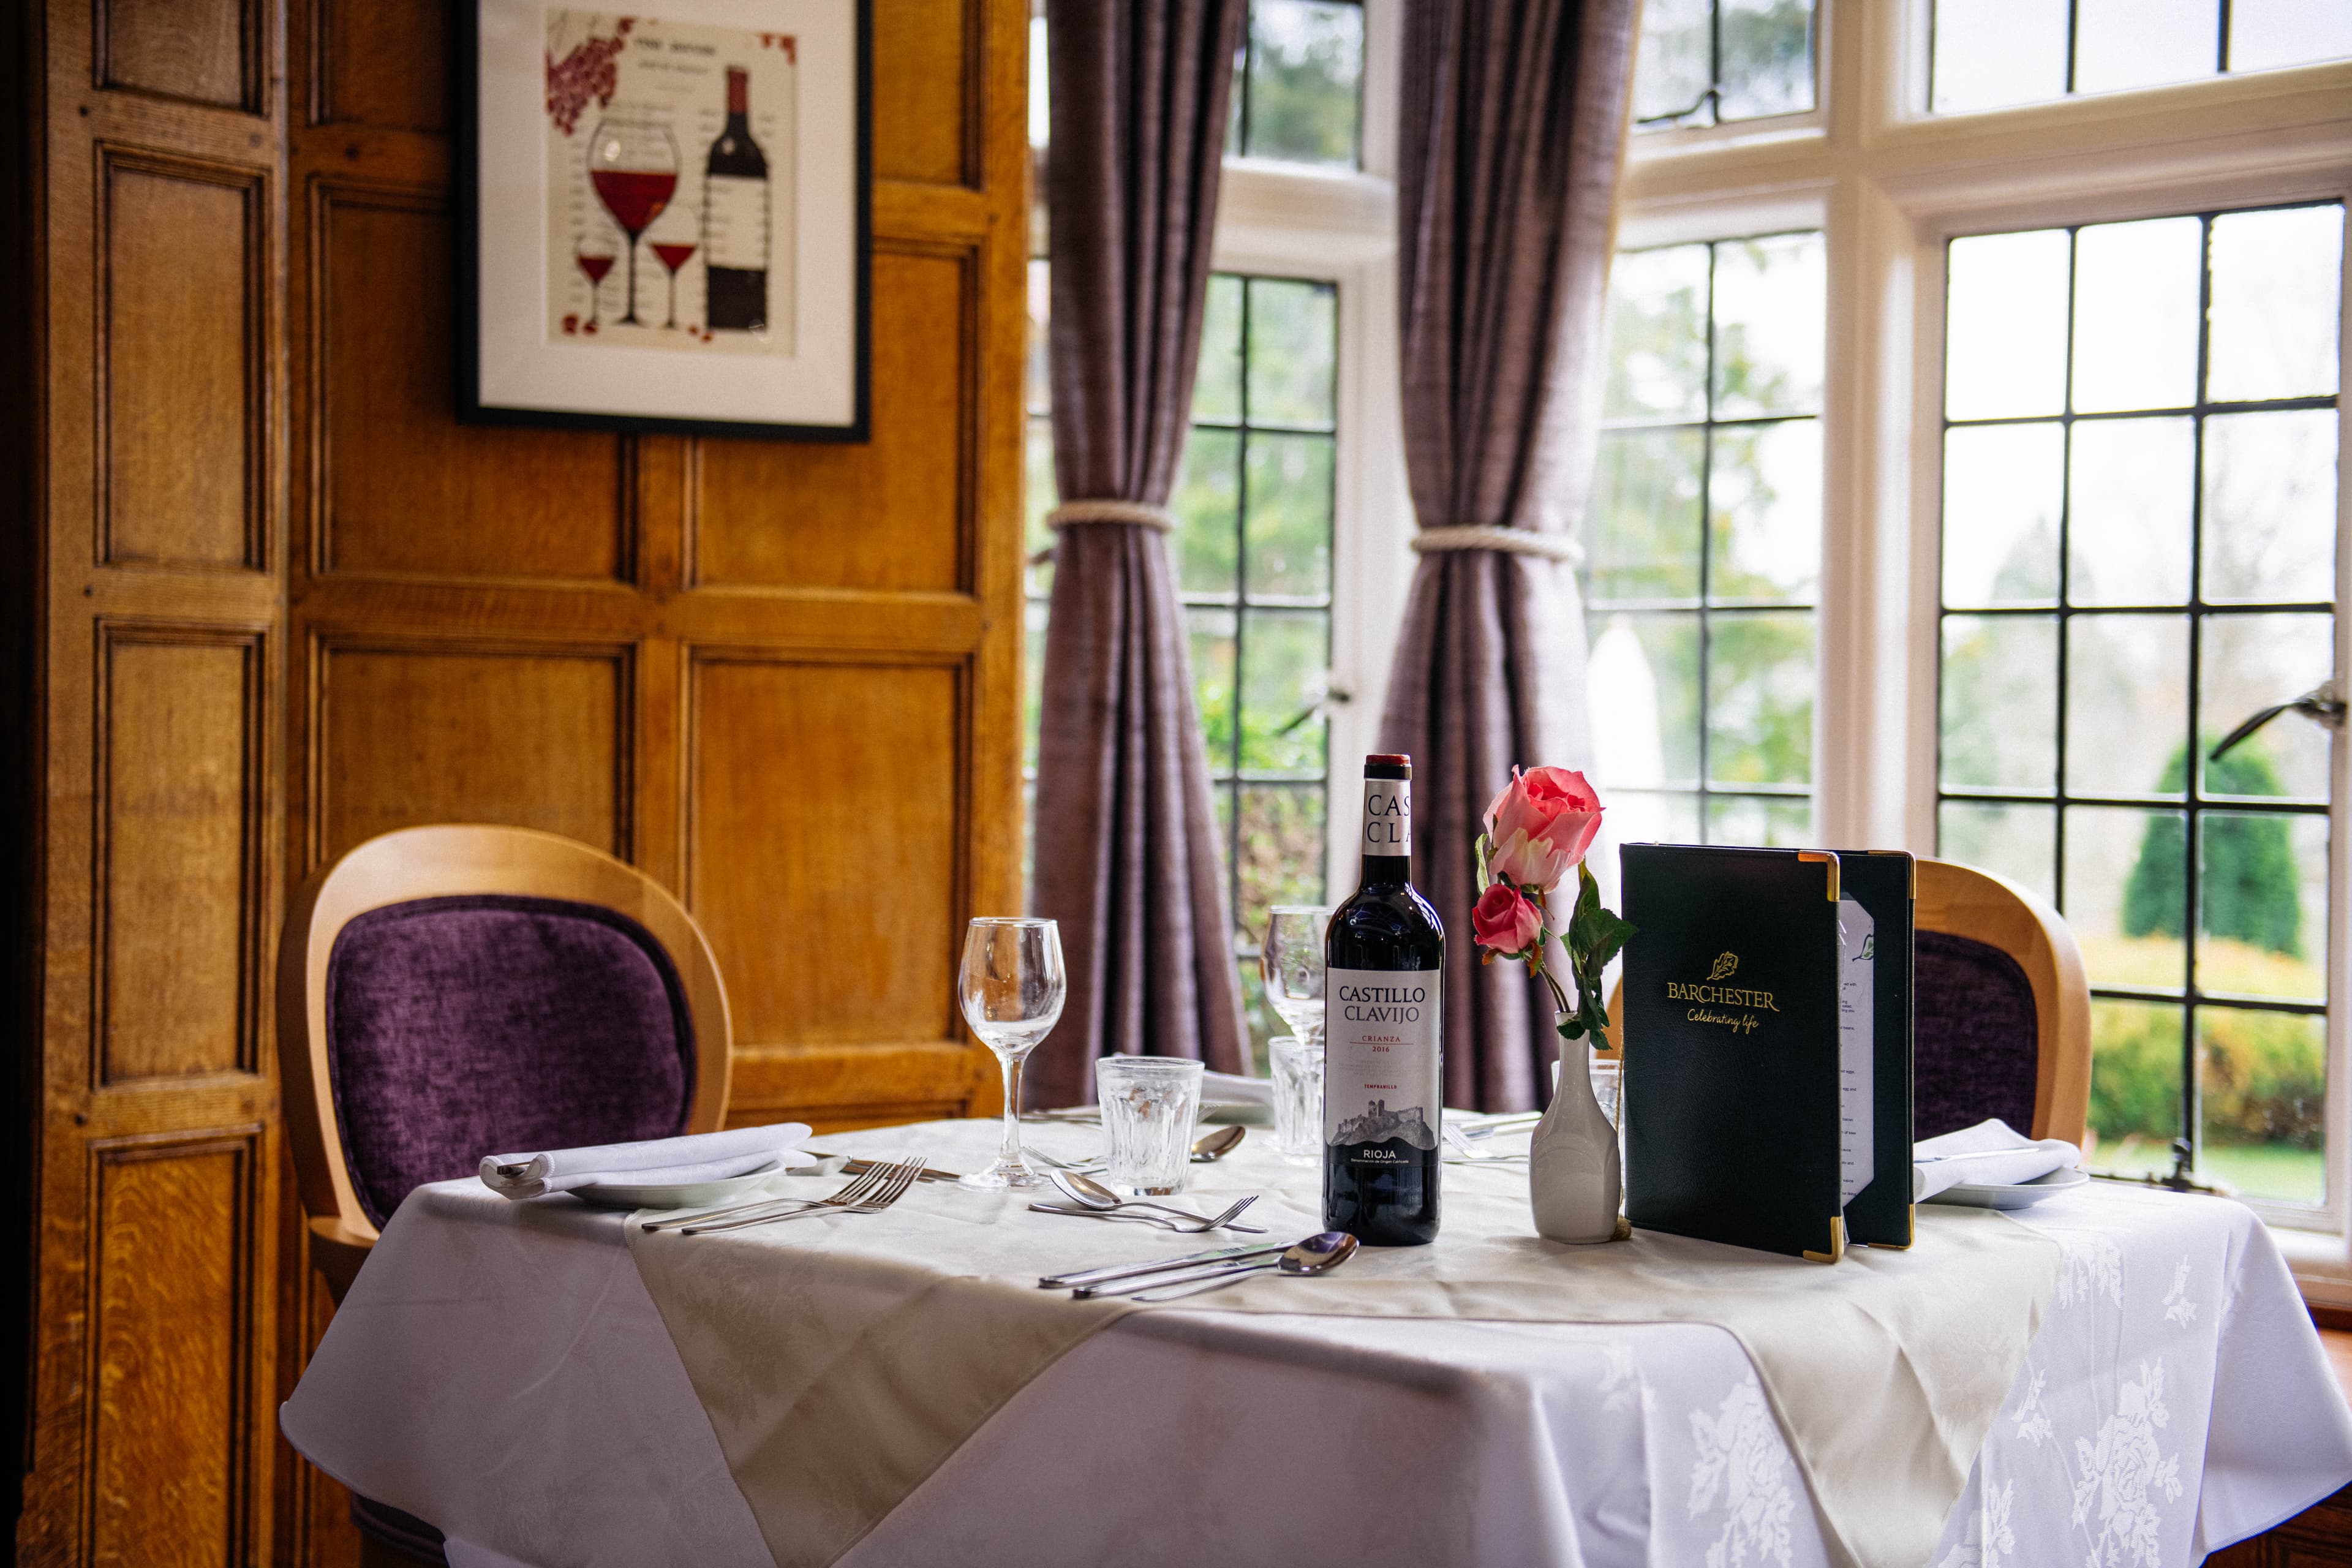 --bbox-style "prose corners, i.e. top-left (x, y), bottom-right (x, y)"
top-left (1325, 968), bottom-right (1441, 1156)
top-left (703, 174), bottom-right (770, 269)
top-left (1360, 778), bottom-right (1410, 856)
